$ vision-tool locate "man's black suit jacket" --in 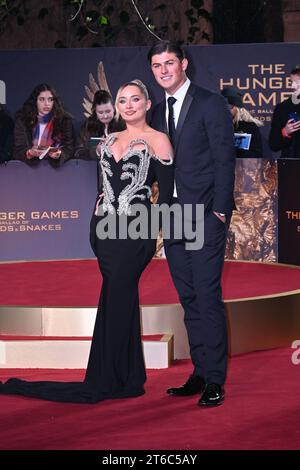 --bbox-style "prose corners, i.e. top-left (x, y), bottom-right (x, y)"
top-left (151, 83), bottom-right (235, 215)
